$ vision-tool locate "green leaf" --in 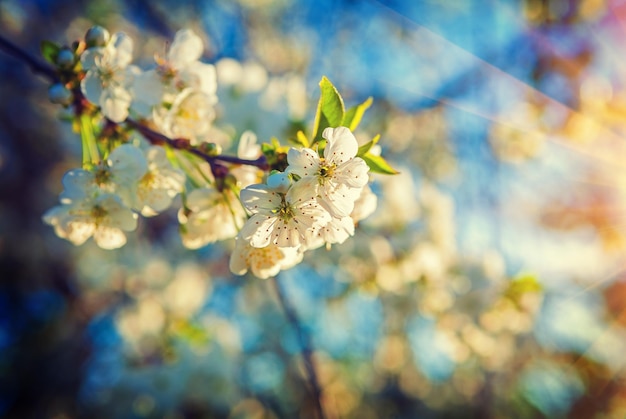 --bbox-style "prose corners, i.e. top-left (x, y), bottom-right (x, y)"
top-left (506, 274), bottom-right (542, 298)
top-left (312, 76), bottom-right (345, 144)
top-left (291, 130), bottom-right (309, 148)
top-left (342, 96), bottom-right (373, 131)
top-left (362, 153), bottom-right (400, 175)
top-left (172, 319), bottom-right (211, 346)
top-left (357, 134), bottom-right (380, 157)
top-left (41, 40), bottom-right (61, 64)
